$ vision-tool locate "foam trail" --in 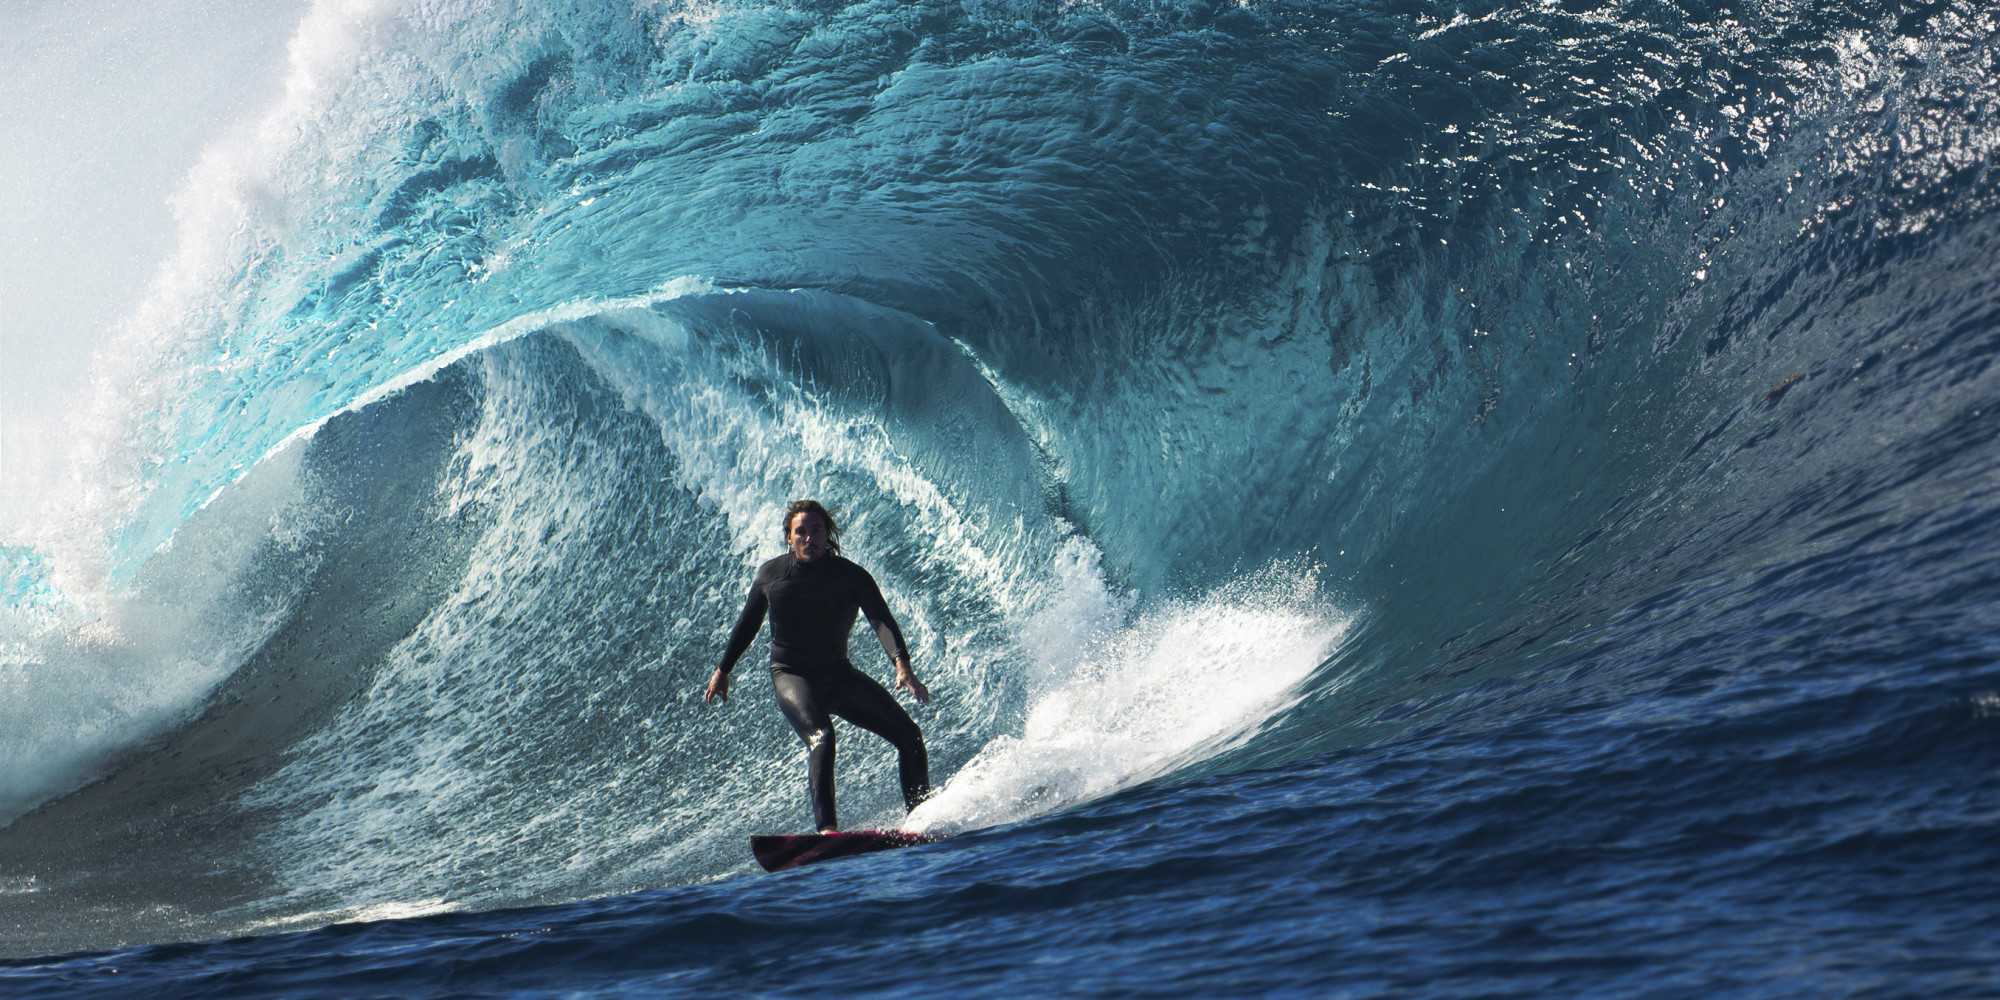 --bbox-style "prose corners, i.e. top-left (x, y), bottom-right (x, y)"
top-left (909, 560), bottom-right (1351, 834)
